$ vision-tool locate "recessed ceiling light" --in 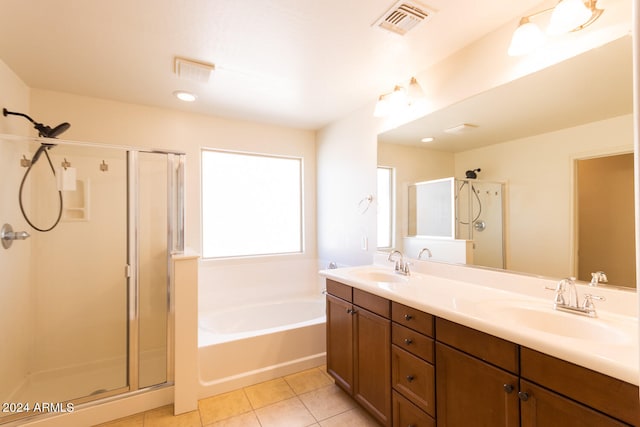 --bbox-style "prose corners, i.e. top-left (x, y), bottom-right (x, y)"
top-left (421, 137), bottom-right (435, 143)
top-left (173, 90), bottom-right (197, 102)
